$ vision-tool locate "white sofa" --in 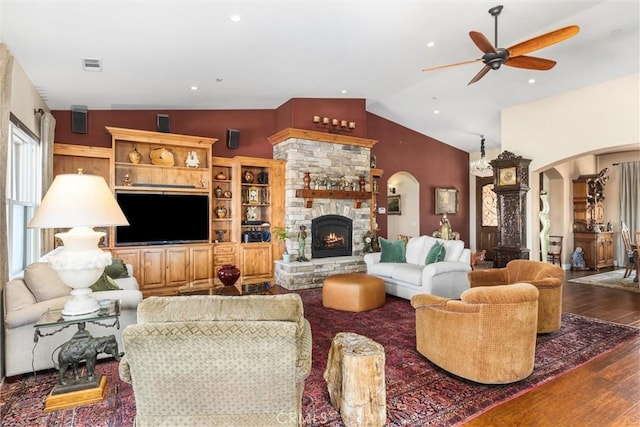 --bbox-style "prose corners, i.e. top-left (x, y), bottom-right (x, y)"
top-left (364, 235), bottom-right (472, 300)
top-left (3, 259), bottom-right (142, 377)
